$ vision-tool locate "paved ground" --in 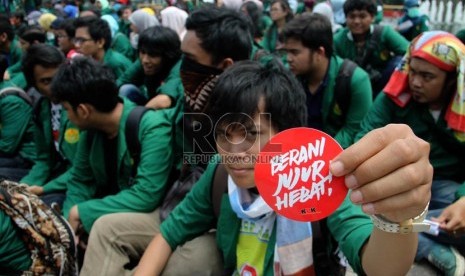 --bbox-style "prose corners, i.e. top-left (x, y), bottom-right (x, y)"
top-left (345, 260), bottom-right (440, 275)
top-left (407, 260), bottom-right (440, 276)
